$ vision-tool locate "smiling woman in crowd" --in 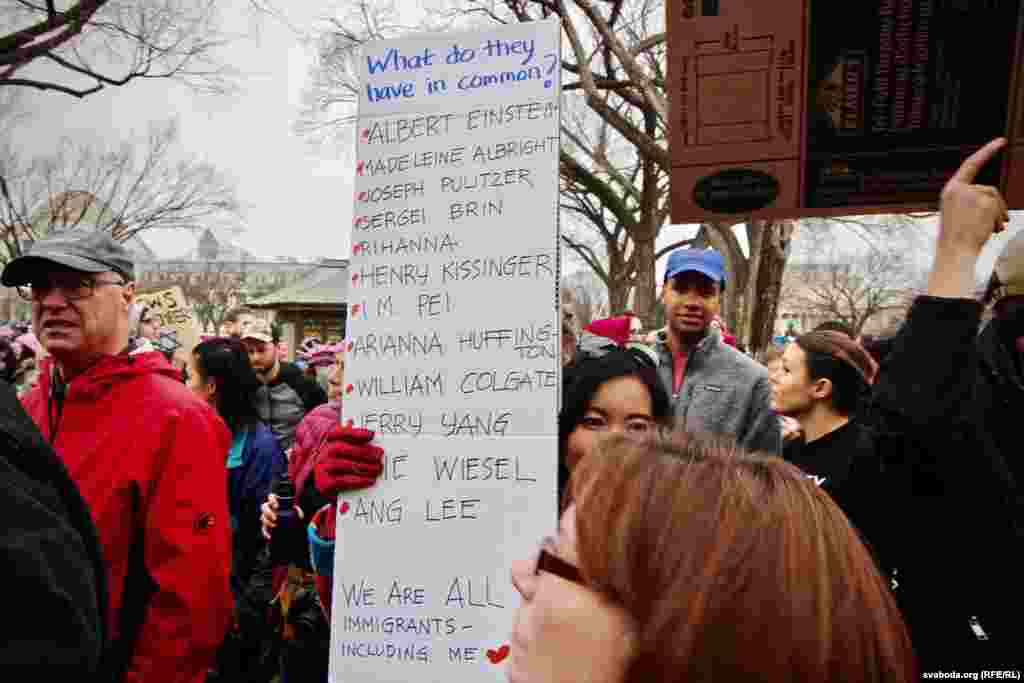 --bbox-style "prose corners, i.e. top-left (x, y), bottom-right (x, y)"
top-left (508, 432), bottom-right (916, 683)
